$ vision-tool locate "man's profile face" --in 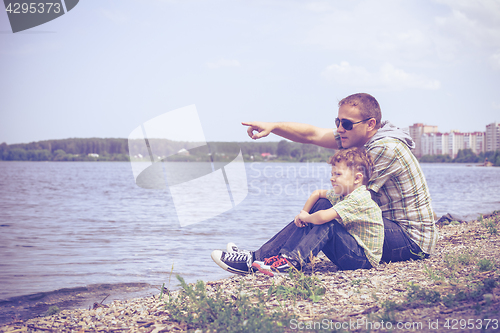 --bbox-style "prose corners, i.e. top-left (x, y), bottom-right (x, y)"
top-left (336, 105), bottom-right (371, 148)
